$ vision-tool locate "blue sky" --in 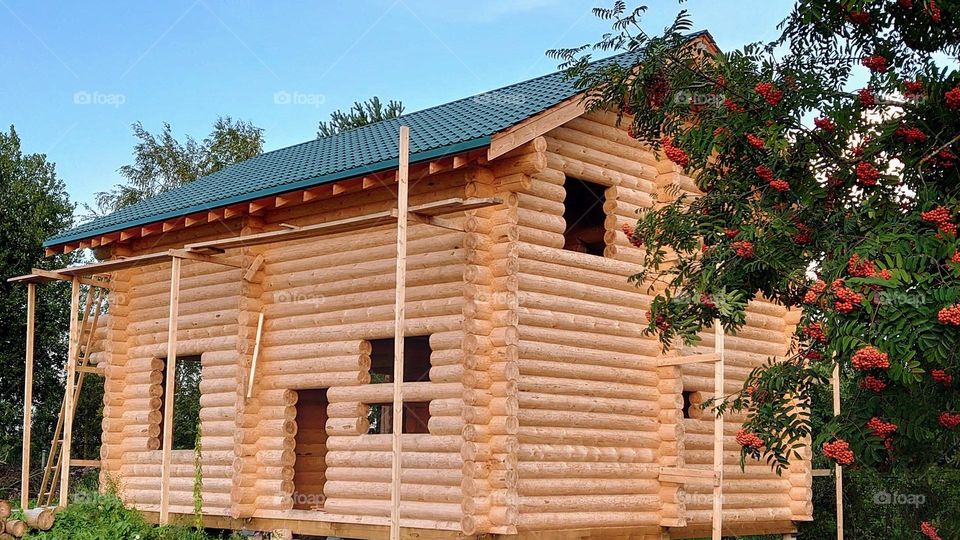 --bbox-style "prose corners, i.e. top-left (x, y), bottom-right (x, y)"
top-left (0, 0), bottom-right (794, 213)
